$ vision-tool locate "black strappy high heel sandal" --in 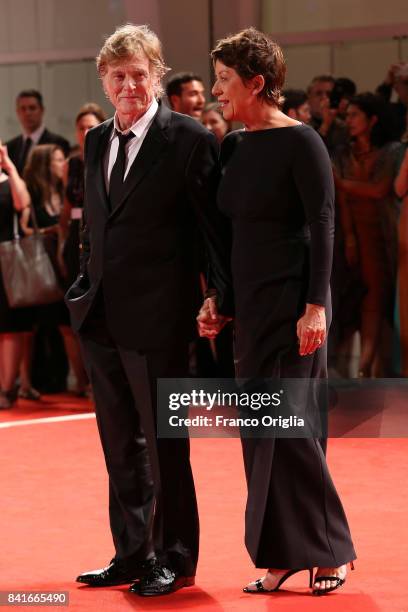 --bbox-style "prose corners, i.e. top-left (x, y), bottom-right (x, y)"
top-left (243, 568), bottom-right (314, 594)
top-left (312, 561), bottom-right (355, 596)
